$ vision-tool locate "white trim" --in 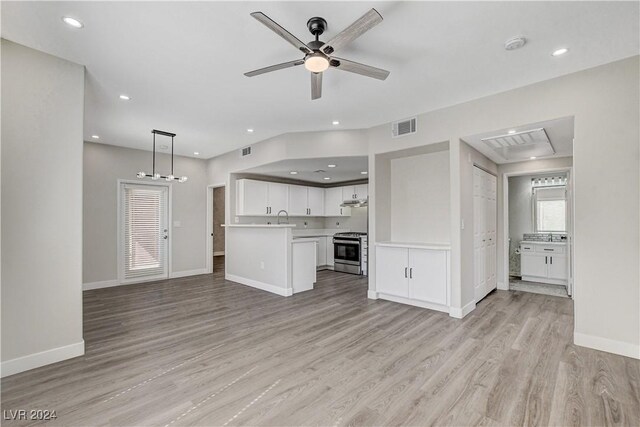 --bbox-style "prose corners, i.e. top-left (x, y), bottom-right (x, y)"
top-left (497, 281), bottom-right (508, 290)
top-left (367, 290), bottom-right (378, 299)
top-left (170, 268), bottom-right (208, 279)
top-left (574, 332), bottom-right (639, 360)
top-left (377, 293), bottom-right (449, 314)
top-left (449, 300), bottom-right (476, 319)
top-left (213, 251), bottom-right (225, 257)
top-left (1, 341), bottom-right (85, 378)
top-left (83, 279), bottom-right (120, 291)
top-left (117, 180), bottom-right (172, 283)
top-left (226, 274), bottom-right (293, 297)
top-left (207, 183), bottom-right (226, 274)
